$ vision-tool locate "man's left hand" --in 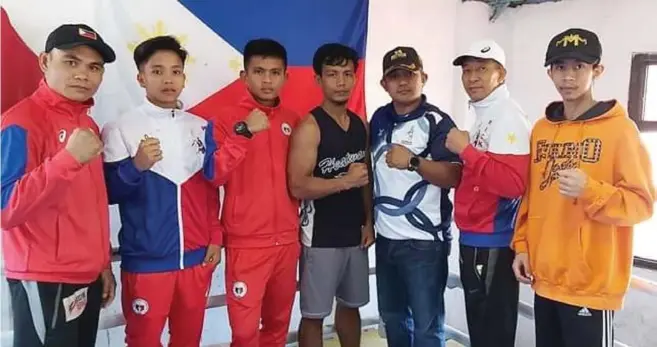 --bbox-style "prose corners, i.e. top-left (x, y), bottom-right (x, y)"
top-left (100, 268), bottom-right (116, 308)
top-left (558, 169), bottom-right (588, 198)
top-left (386, 144), bottom-right (413, 170)
top-left (361, 224), bottom-right (375, 249)
top-left (203, 244), bottom-right (222, 267)
top-left (445, 127), bottom-right (470, 155)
